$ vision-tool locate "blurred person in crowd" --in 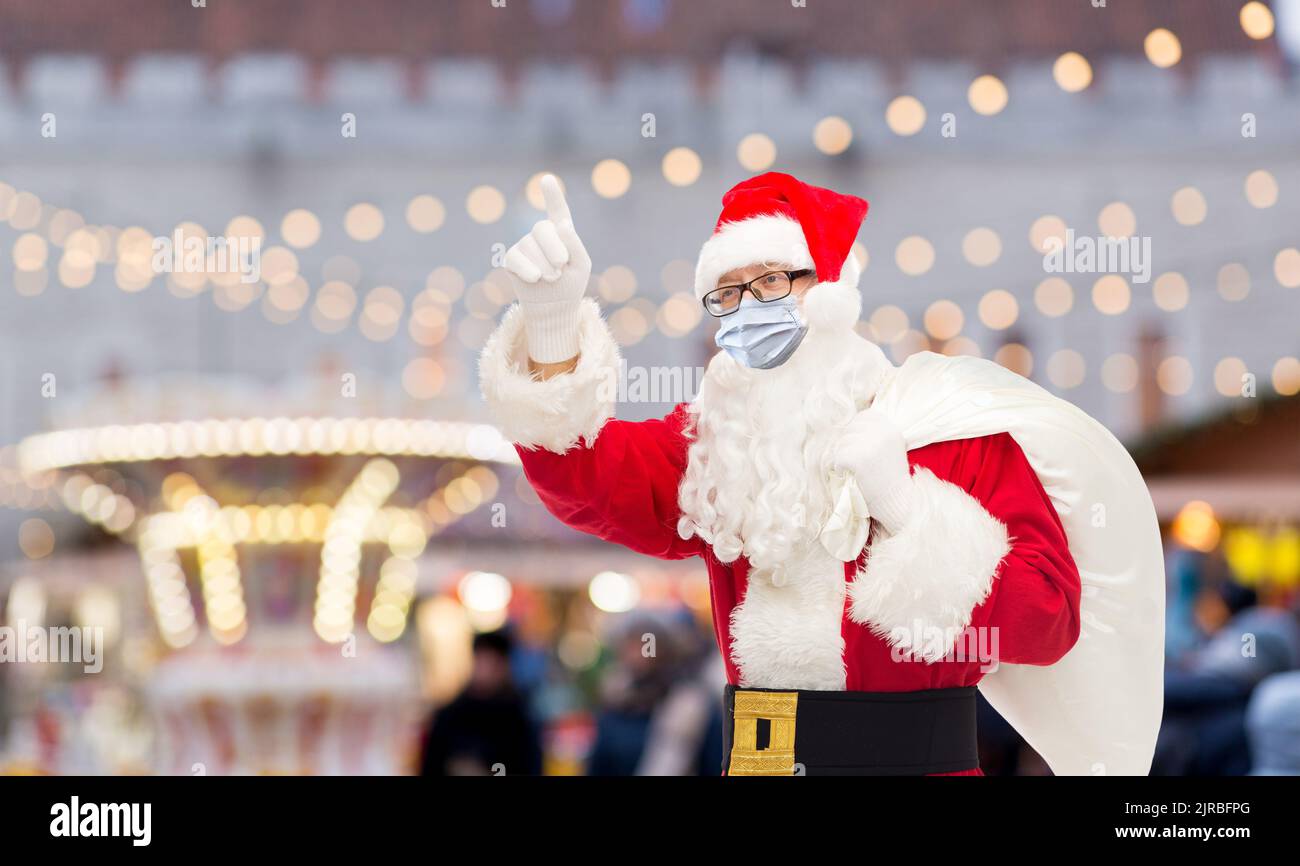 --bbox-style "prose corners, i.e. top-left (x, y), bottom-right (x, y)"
top-left (420, 629), bottom-right (542, 776)
top-left (1153, 584), bottom-right (1300, 775)
top-left (1164, 546), bottom-right (1213, 665)
top-left (587, 610), bottom-right (724, 776)
top-left (1247, 671), bottom-right (1300, 775)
